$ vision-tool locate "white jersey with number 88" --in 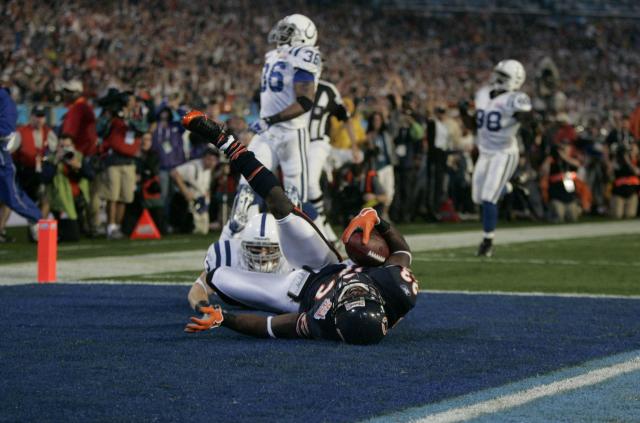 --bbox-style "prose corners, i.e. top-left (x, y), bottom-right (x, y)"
top-left (474, 85), bottom-right (532, 154)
